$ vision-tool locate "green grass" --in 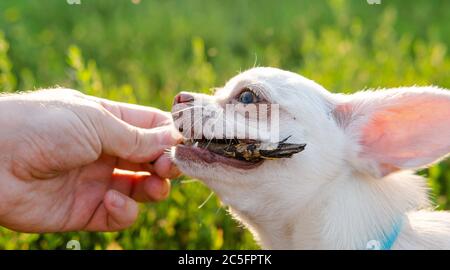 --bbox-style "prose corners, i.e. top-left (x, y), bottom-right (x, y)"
top-left (0, 0), bottom-right (449, 249)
